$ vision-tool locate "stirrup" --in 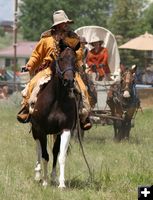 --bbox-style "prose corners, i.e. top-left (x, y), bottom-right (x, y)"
top-left (17, 113), bottom-right (31, 123)
top-left (80, 117), bottom-right (92, 131)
